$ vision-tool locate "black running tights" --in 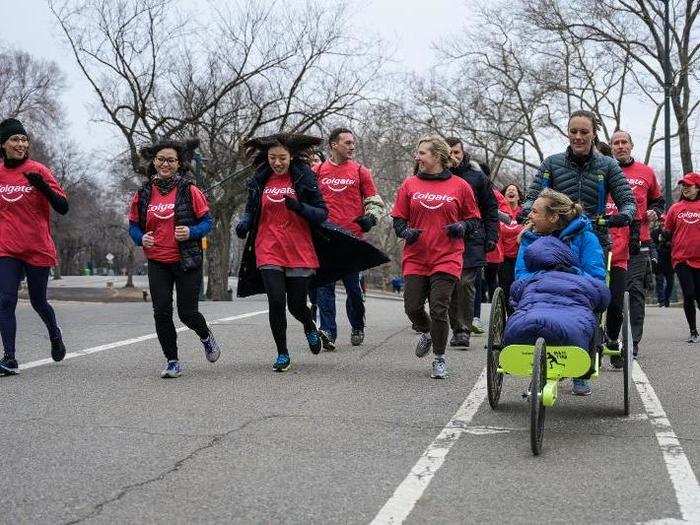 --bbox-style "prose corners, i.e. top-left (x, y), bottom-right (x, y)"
top-left (675, 263), bottom-right (700, 334)
top-left (261, 270), bottom-right (315, 355)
